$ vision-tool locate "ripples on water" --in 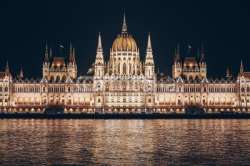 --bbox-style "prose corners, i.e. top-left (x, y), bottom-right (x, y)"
top-left (0, 119), bottom-right (250, 165)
